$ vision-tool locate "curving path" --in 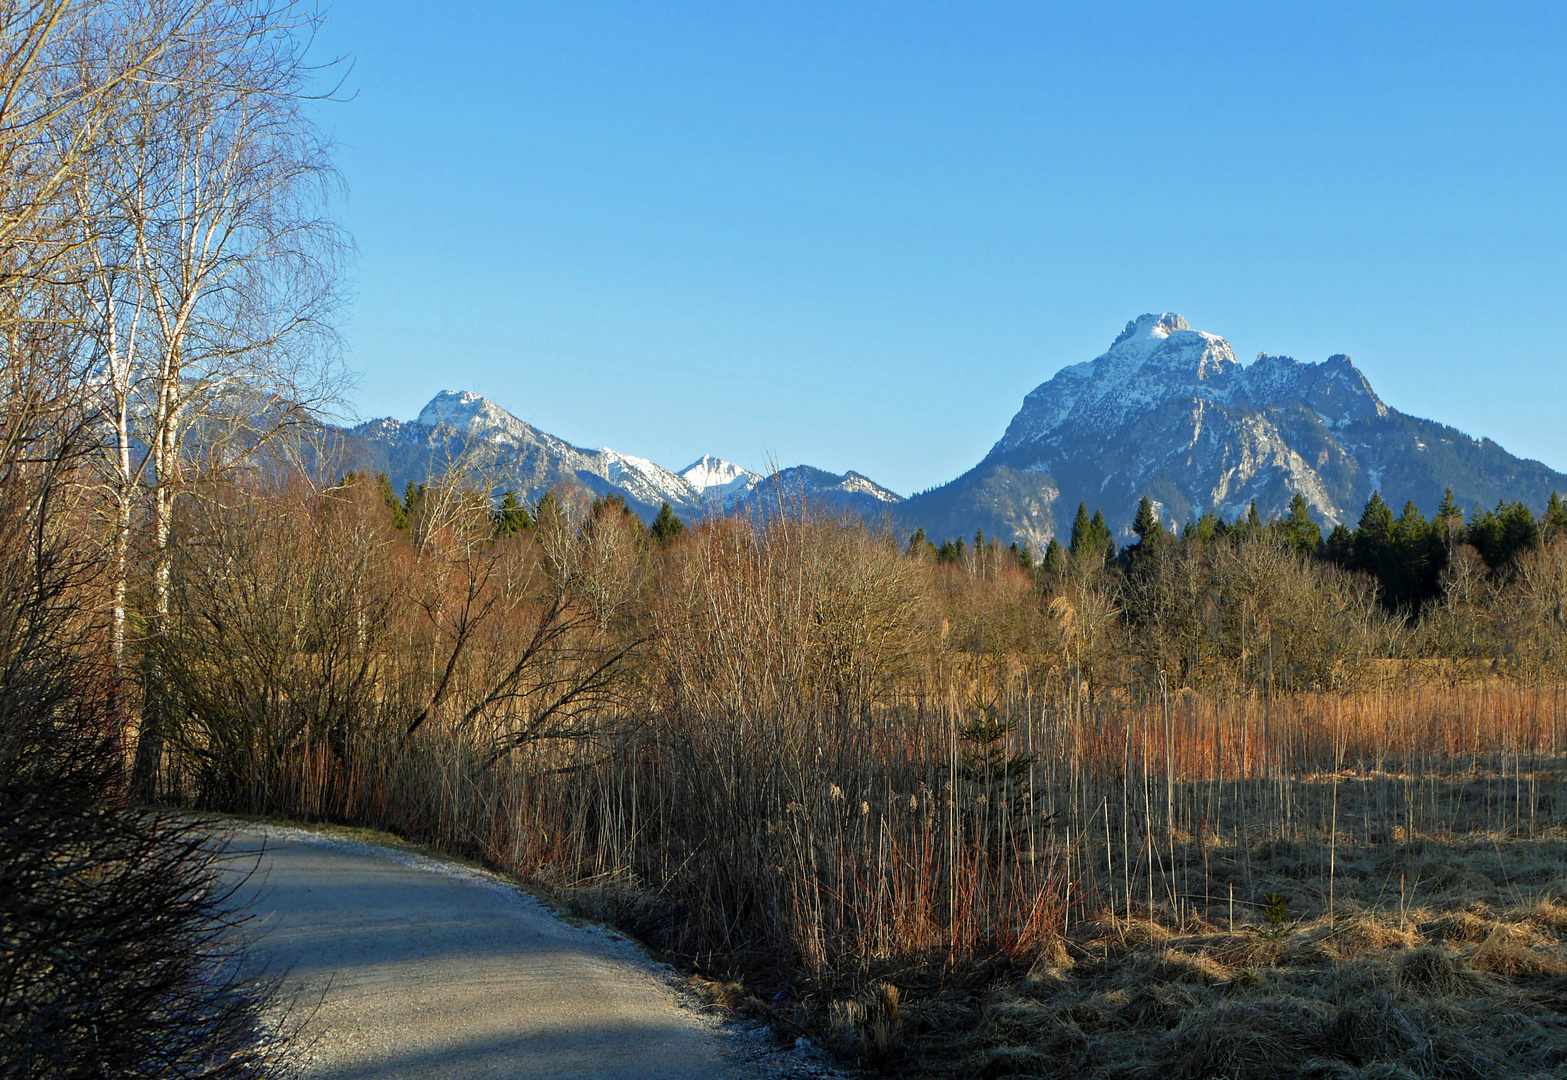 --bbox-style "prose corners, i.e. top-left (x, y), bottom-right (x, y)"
top-left (221, 825), bottom-right (817, 1080)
